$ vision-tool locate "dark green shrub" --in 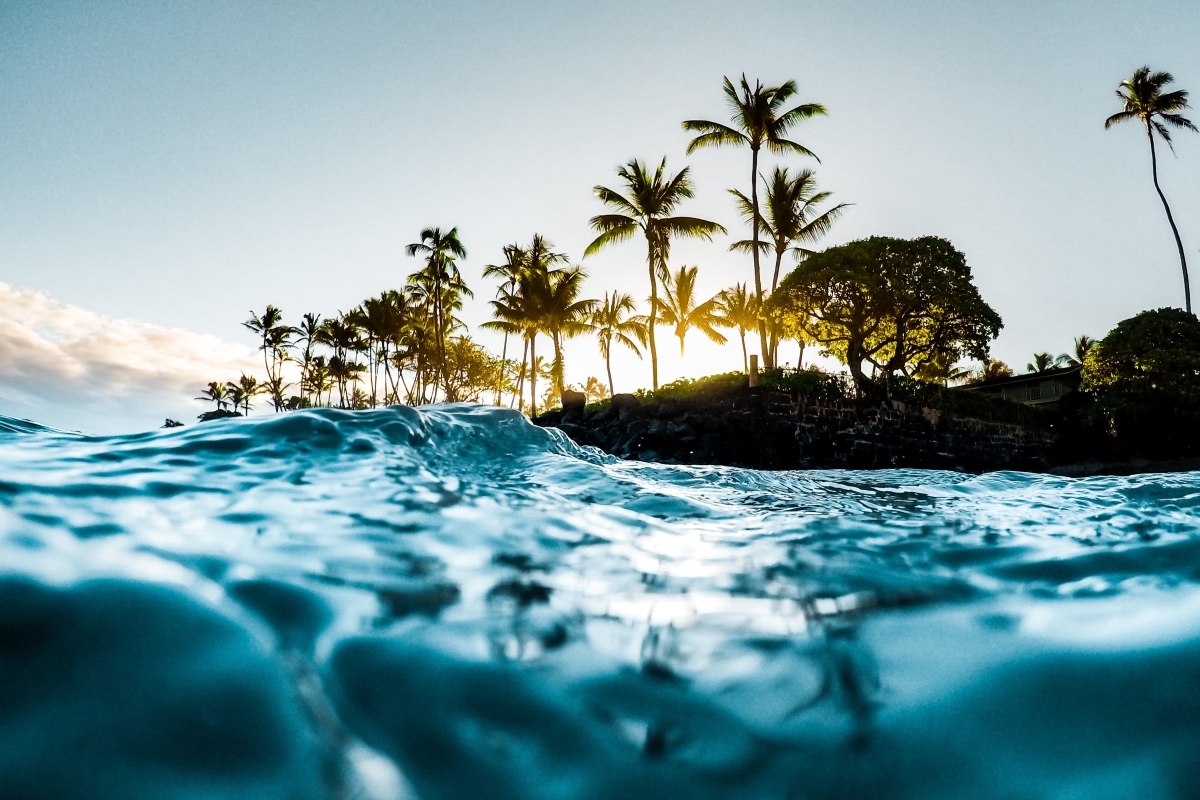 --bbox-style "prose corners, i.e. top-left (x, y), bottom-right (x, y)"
top-left (636, 372), bottom-right (747, 404)
top-left (759, 368), bottom-right (853, 401)
top-left (1080, 307), bottom-right (1200, 457)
